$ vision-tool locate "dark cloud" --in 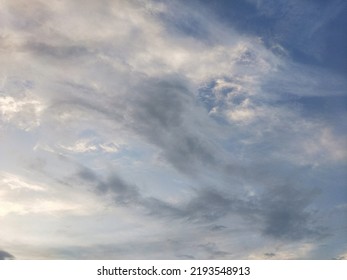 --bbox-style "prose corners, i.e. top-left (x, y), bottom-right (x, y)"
top-left (0, 250), bottom-right (15, 260)
top-left (76, 167), bottom-right (187, 218)
top-left (133, 78), bottom-right (188, 130)
top-left (198, 242), bottom-right (229, 259)
top-left (76, 167), bottom-right (236, 222)
top-left (142, 197), bottom-right (185, 219)
top-left (76, 165), bottom-right (324, 242)
top-left (163, 135), bottom-right (217, 174)
top-left (128, 76), bottom-right (219, 175)
top-left (146, 181), bottom-right (324, 242)
top-left (25, 41), bottom-right (91, 59)
top-left (43, 74), bottom-right (219, 177)
top-left (77, 168), bottom-right (140, 206)
top-left (78, 167), bottom-right (100, 183)
top-left (259, 185), bottom-right (323, 240)
top-left (143, 188), bottom-right (252, 224)
top-left (98, 176), bottom-right (141, 206)
top-left (183, 189), bottom-right (235, 222)
top-left (181, 183), bottom-right (323, 242)
top-left (210, 225), bottom-right (227, 231)
top-left (264, 252), bottom-right (276, 258)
